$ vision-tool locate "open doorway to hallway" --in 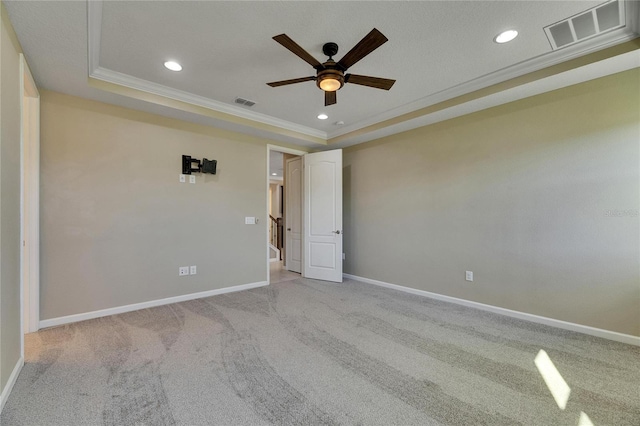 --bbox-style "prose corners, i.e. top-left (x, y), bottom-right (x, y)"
top-left (266, 146), bottom-right (344, 284)
top-left (266, 145), bottom-right (306, 284)
top-left (268, 151), bottom-right (284, 264)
